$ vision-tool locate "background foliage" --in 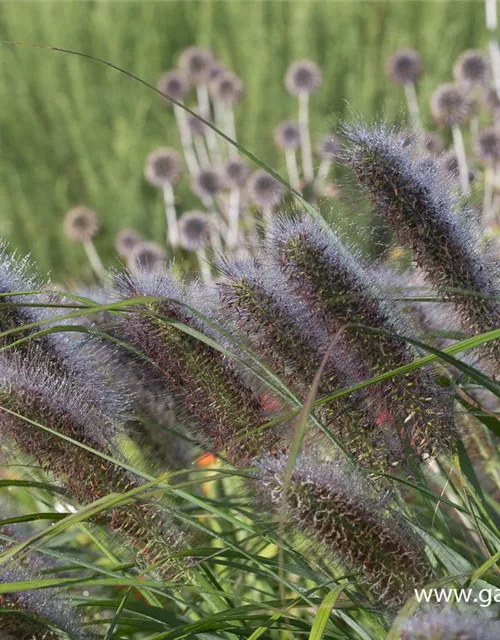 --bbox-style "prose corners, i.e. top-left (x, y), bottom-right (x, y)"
top-left (0, 0), bottom-right (488, 277)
